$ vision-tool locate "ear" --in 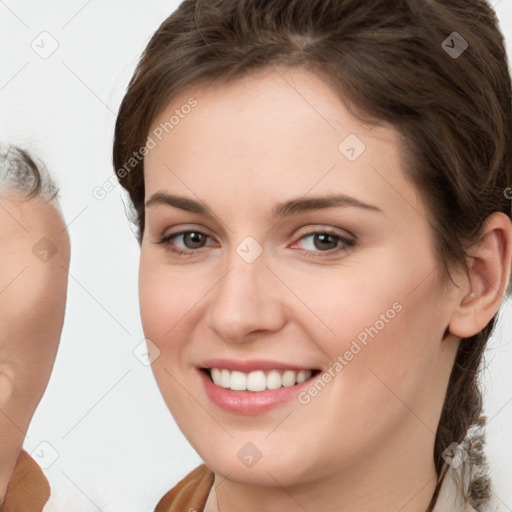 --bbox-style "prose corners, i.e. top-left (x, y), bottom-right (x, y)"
top-left (448, 212), bottom-right (512, 339)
